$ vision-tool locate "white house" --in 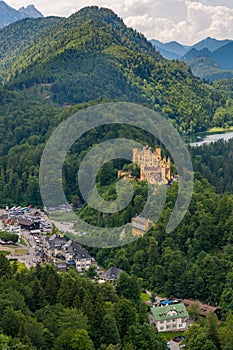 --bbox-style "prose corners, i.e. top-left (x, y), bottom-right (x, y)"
top-left (0, 219), bottom-right (21, 239)
top-left (150, 303), bottom-right (189, 332)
